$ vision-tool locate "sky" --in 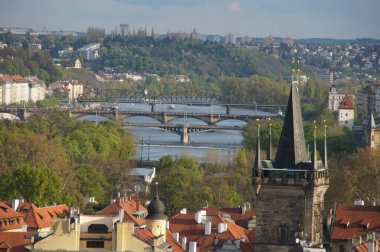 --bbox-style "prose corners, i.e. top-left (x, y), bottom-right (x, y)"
top-left (0, 0), bottom-right (379, 39)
